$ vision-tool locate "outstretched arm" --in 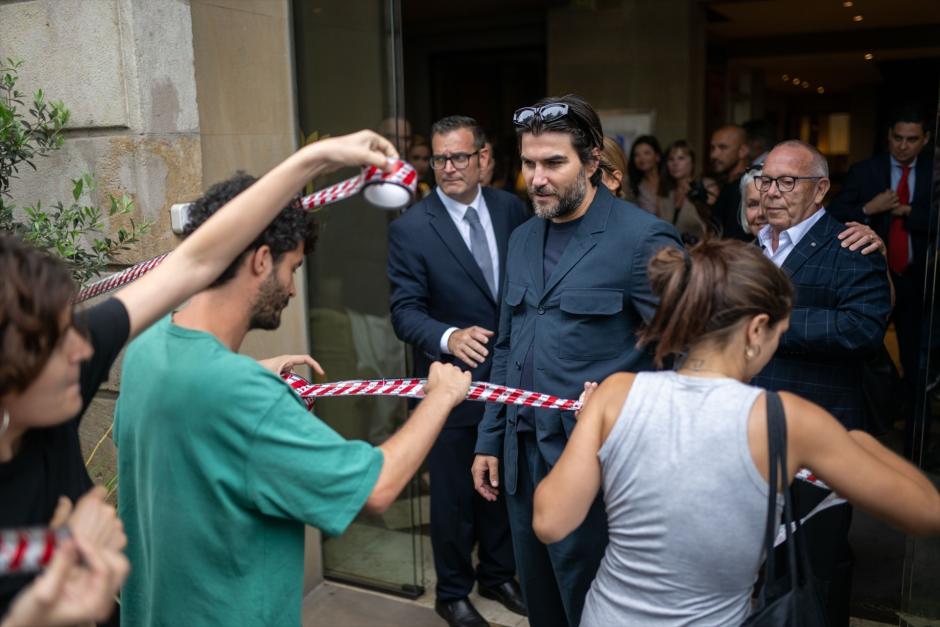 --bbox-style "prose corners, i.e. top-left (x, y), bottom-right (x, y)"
top-left (786, 393), bottom-right (940, 536)
top-left (533, 373), bottom-right (634, 543)
top-left (116, 130), bottom-right (398, 339)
